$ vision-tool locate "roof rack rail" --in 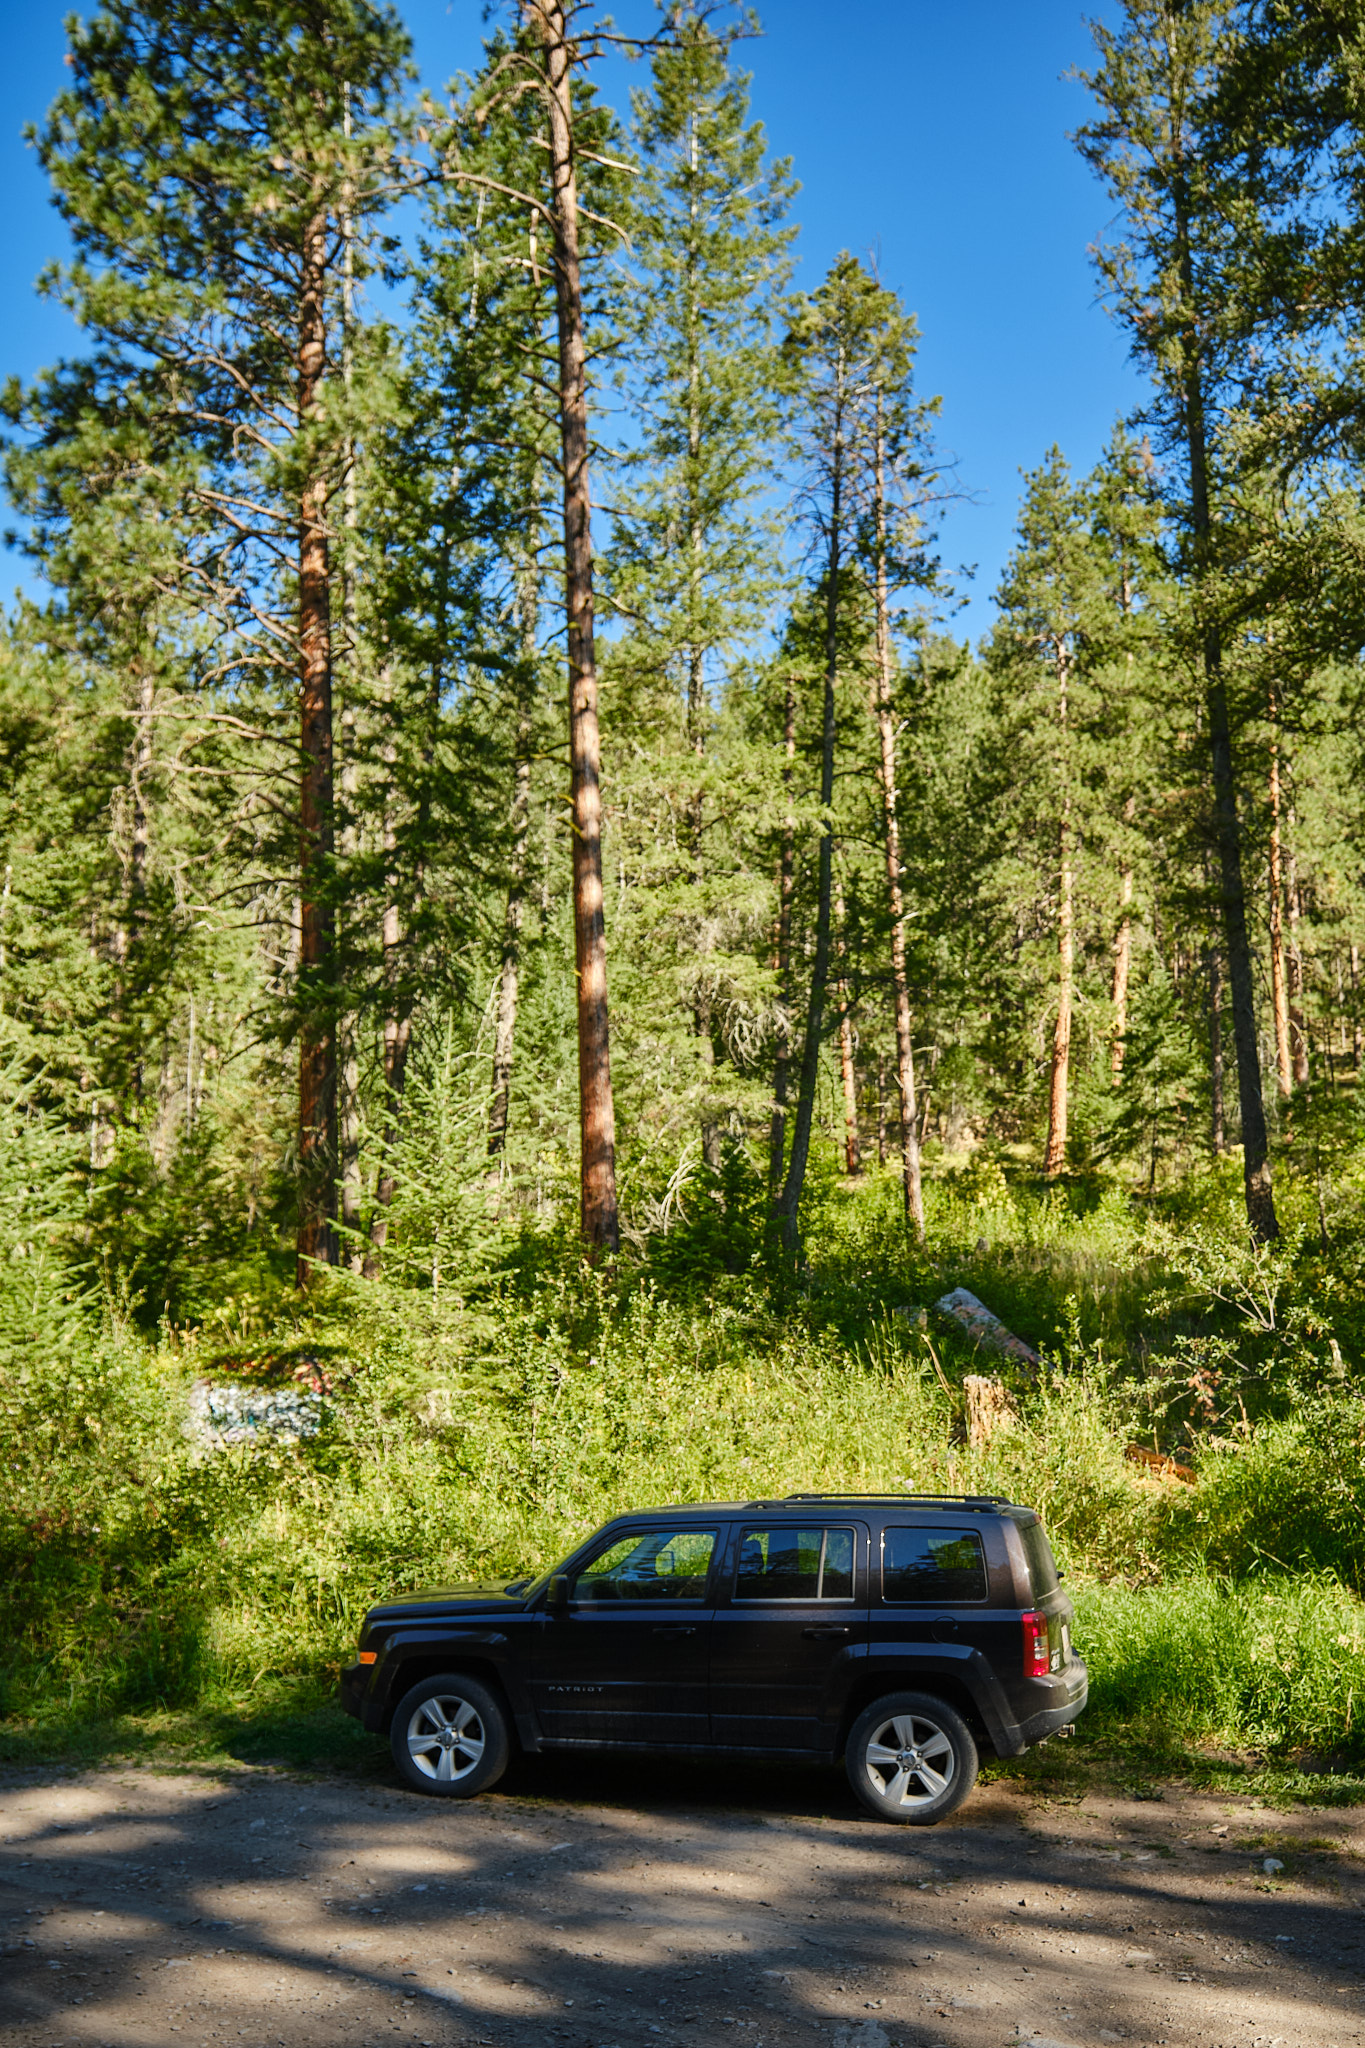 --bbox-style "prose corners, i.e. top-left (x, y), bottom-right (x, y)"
top-left (779, 1491), bottom-right (1009, 1508)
